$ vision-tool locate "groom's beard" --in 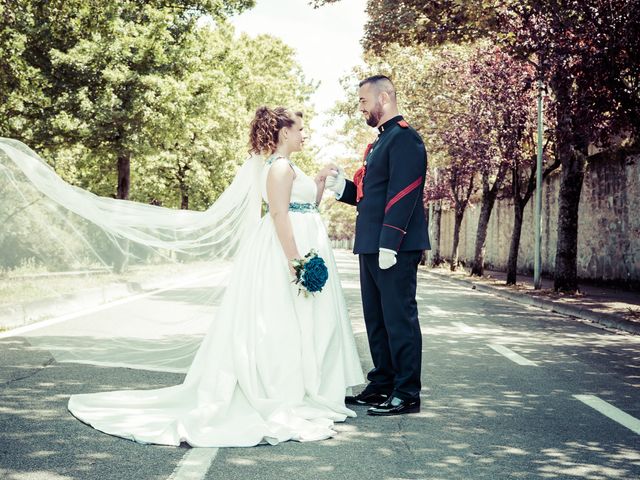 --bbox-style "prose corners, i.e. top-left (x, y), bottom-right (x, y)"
top-left (364, 104), bottom-right (384, 127)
